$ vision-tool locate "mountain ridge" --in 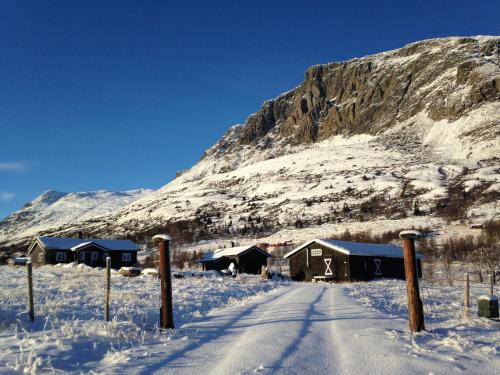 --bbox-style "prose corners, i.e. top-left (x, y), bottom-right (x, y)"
top-left (0, 189), bottom-right (153, 245)
top-left (1, 36), bottom-right (499, 250)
